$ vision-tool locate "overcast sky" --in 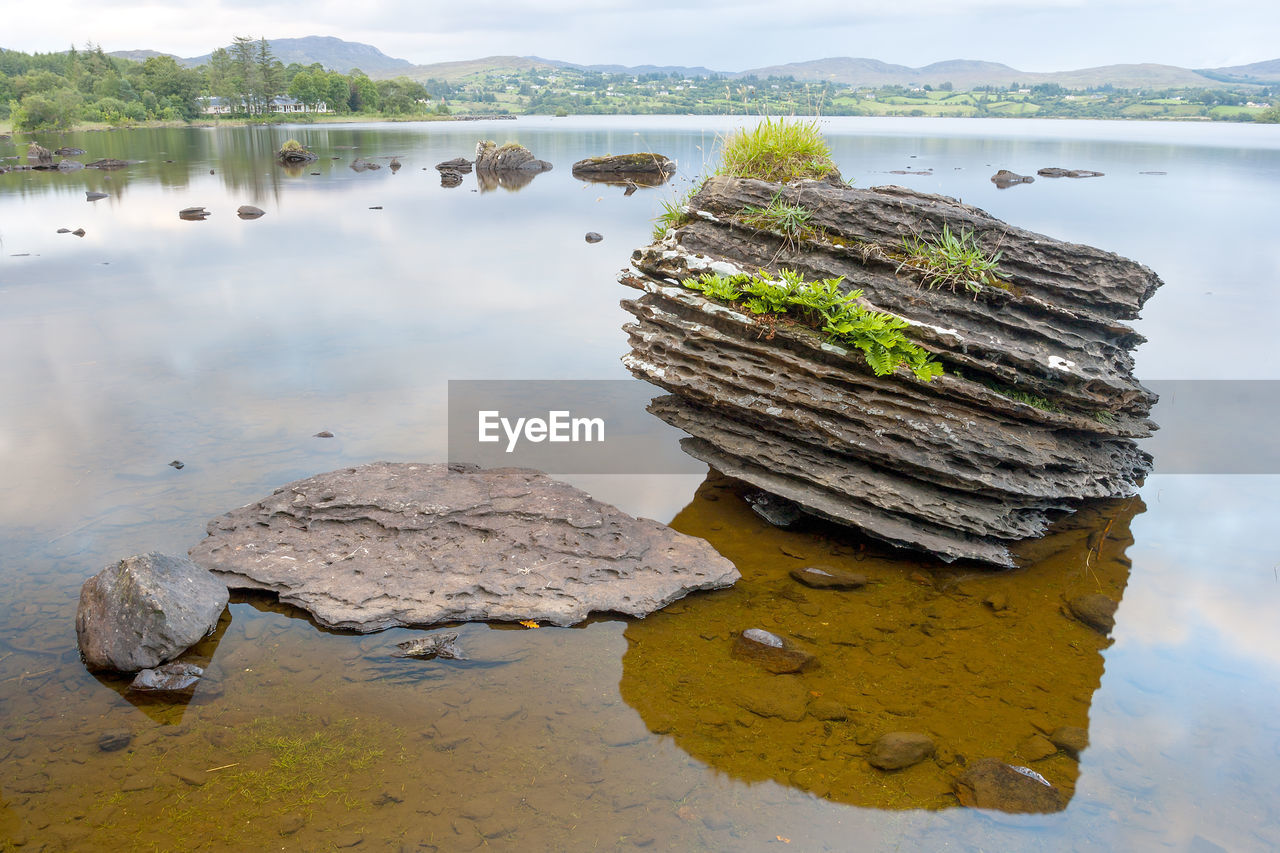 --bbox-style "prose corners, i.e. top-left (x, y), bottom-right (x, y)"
top-left (2, 0), bottom-right (1276, 72)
